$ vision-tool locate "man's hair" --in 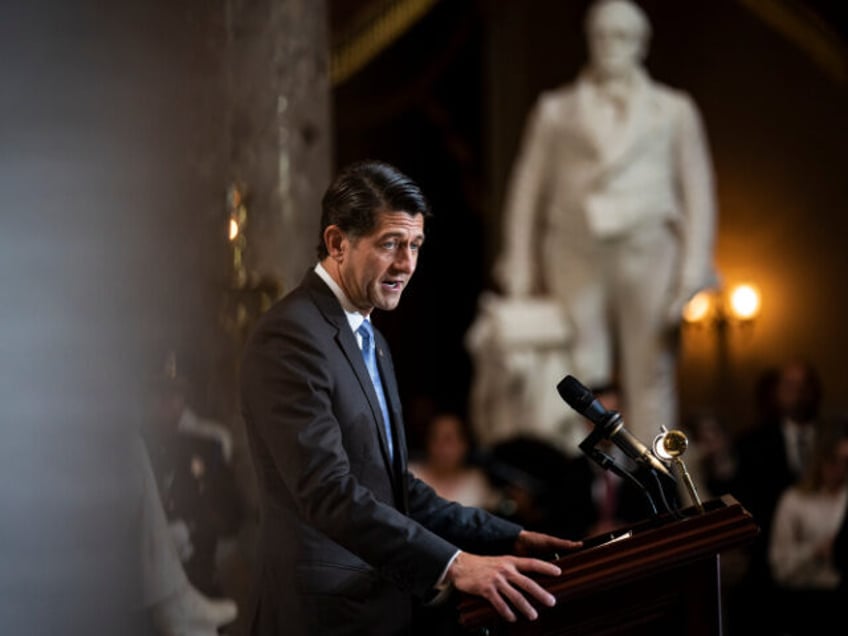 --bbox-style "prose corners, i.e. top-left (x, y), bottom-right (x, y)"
top-left (316, 160), bottom-right (432, 260)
